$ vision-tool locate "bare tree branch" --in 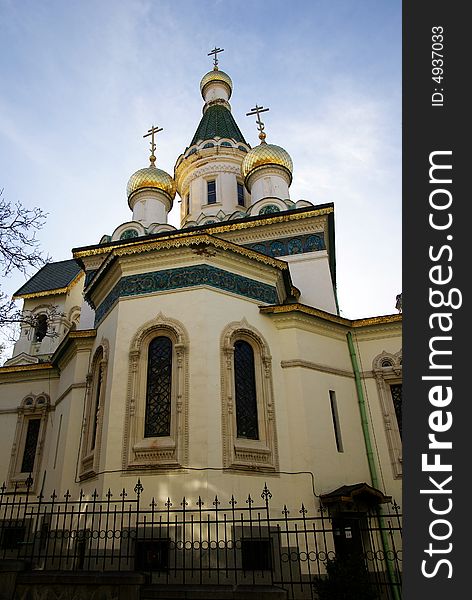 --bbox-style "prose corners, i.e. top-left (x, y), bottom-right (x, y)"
top-left (0, 189), bottom-right (51, 334)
